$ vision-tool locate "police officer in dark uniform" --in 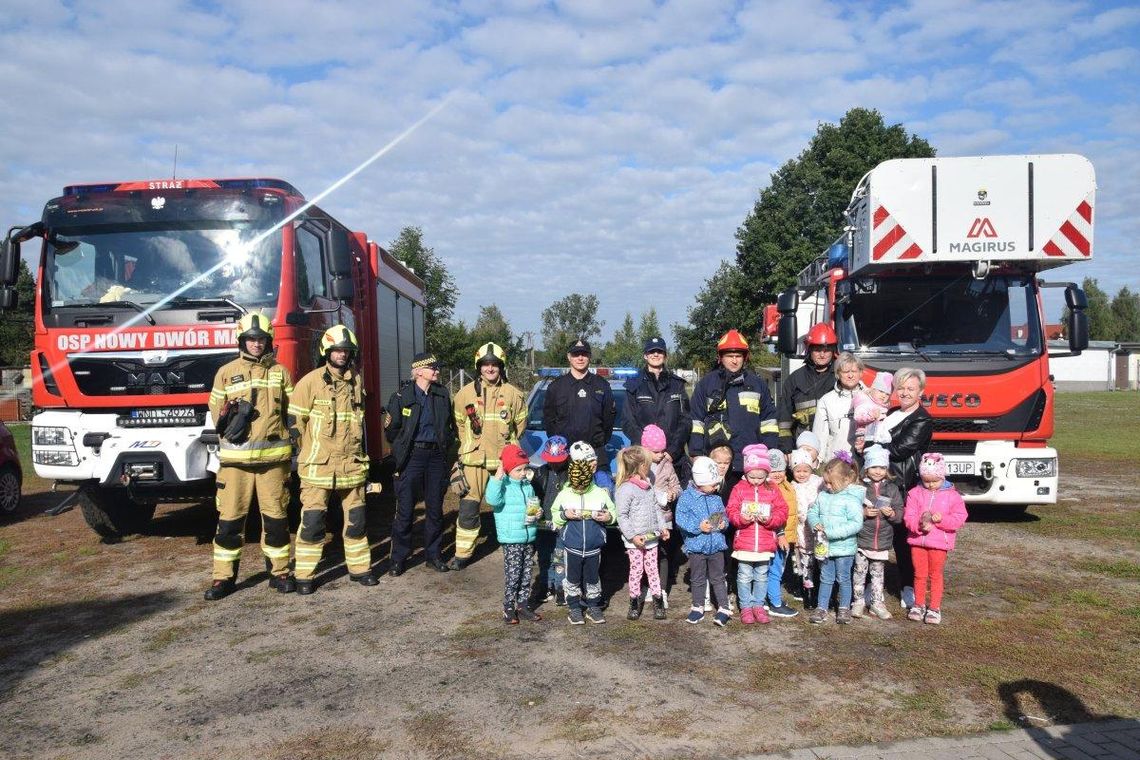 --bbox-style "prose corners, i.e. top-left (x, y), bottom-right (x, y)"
top-left (622, 336), bottom-right (691, 472)
top-left (543, 338), bottom-right (616, 468)
top-left (777, 323), bottom-right (838, 452)
top-left (689, 329), bottom-right (778, 489)
top-left (384, 351), bottom-right (458, 576)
